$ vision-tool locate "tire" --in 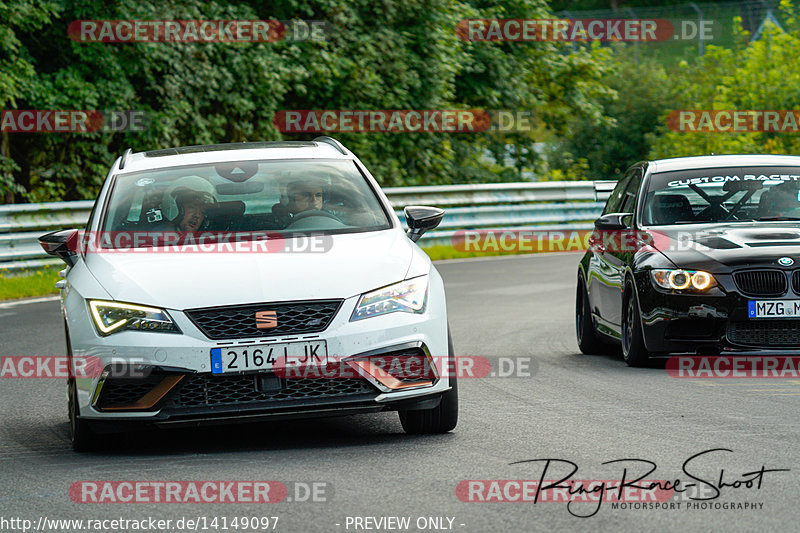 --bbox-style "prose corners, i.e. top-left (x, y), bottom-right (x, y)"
top-left (621, 280), bottom-right (650, 367)
top-left (65, 321), bottom-right (99, 452)
top-left (68, 377), bottom-right (97, 452)
top-left (399, 330), bottom-right (458, 434)
top-left (576, 274), bottom-right (605, 354)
